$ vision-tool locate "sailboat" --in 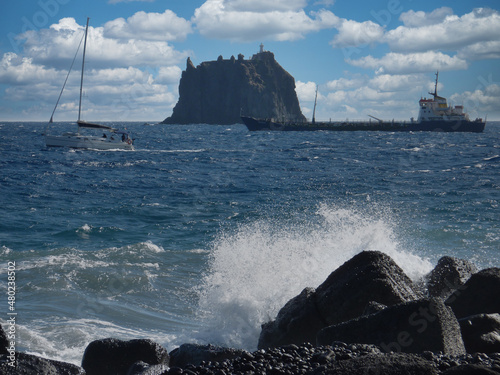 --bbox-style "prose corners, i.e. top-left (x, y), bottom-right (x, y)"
top-left (45, 18), bottom-right (134, 150)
